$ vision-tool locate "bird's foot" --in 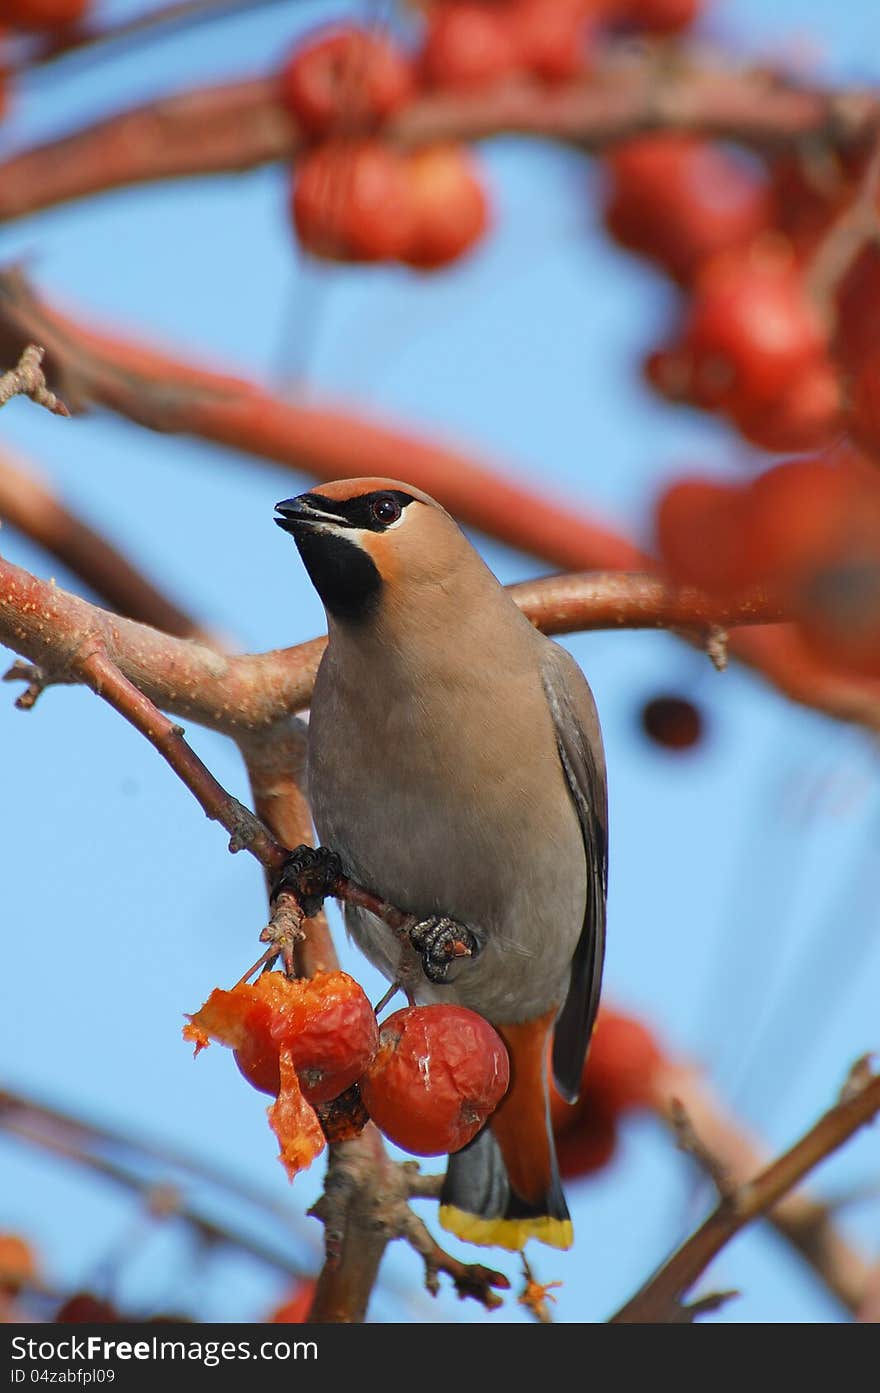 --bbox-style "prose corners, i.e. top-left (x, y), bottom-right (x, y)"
top-left (409, 916), bottom-right (481, 984)
top-left (271, 845), bottom-right (343, 917)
